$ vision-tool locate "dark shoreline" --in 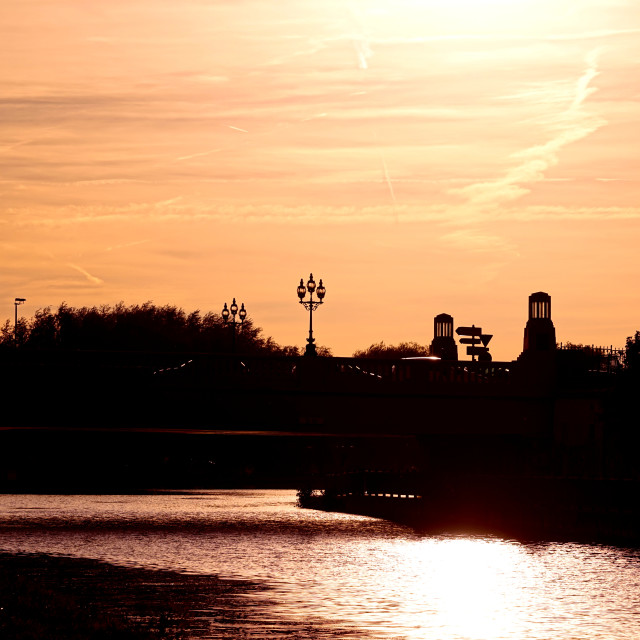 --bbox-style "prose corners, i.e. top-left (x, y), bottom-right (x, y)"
top-left (0, 552), bottom-right (367, 639)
